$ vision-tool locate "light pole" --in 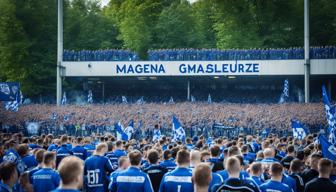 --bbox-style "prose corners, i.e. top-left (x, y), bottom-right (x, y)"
top-left (304, 0), bottom-right (310, 103)
top-left (57, 0), bottom-right (63, 106)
